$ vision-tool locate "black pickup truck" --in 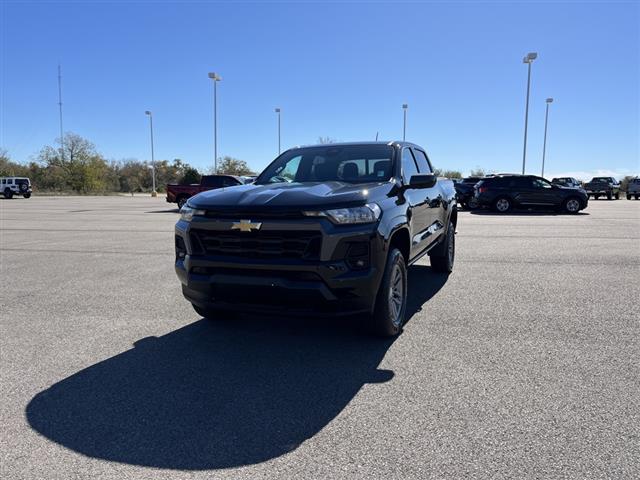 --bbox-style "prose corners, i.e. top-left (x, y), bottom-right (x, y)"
top-left (175, 142), bottom-right (457, 336)
top-left (584, 177), bottom-right (620, 200)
